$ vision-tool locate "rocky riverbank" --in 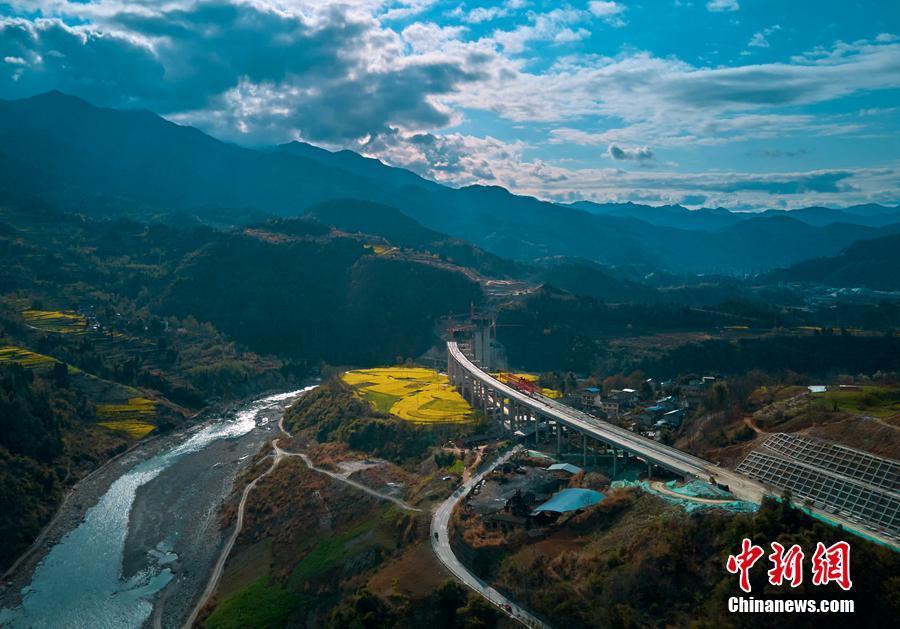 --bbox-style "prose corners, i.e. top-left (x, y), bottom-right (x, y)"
top-left (0, 389), bottom-right (311, 629)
